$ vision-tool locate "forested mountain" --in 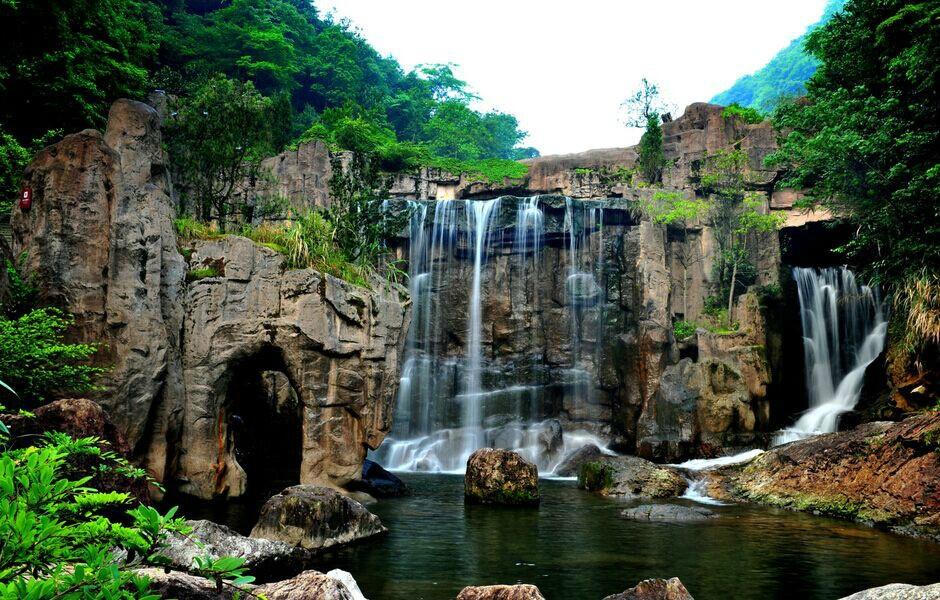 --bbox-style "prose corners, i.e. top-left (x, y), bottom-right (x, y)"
top-left (710, 0), bottom-right (847, 113)
top-left (0, 0), bottom-right (536, 207)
